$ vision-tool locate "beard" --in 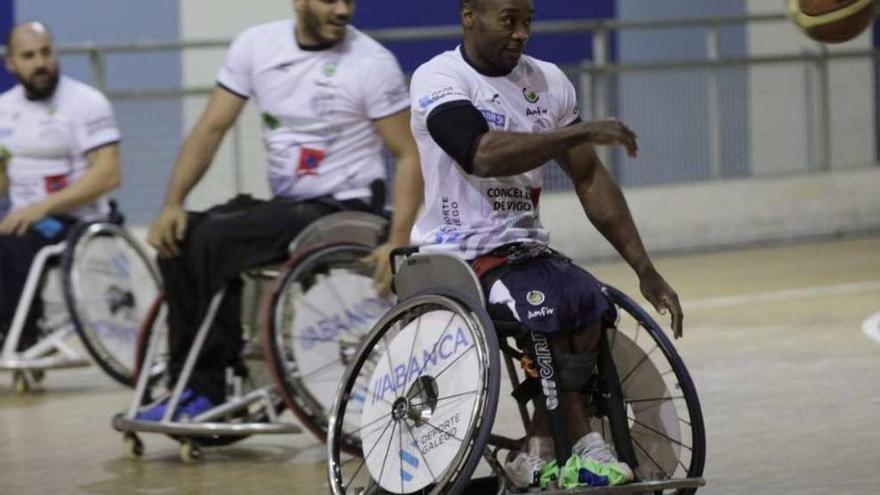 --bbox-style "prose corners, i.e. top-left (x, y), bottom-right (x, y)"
top-left (299, 8), bottom-right (344, 46)
top-left (21, 68), bottom-right (60, 101)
